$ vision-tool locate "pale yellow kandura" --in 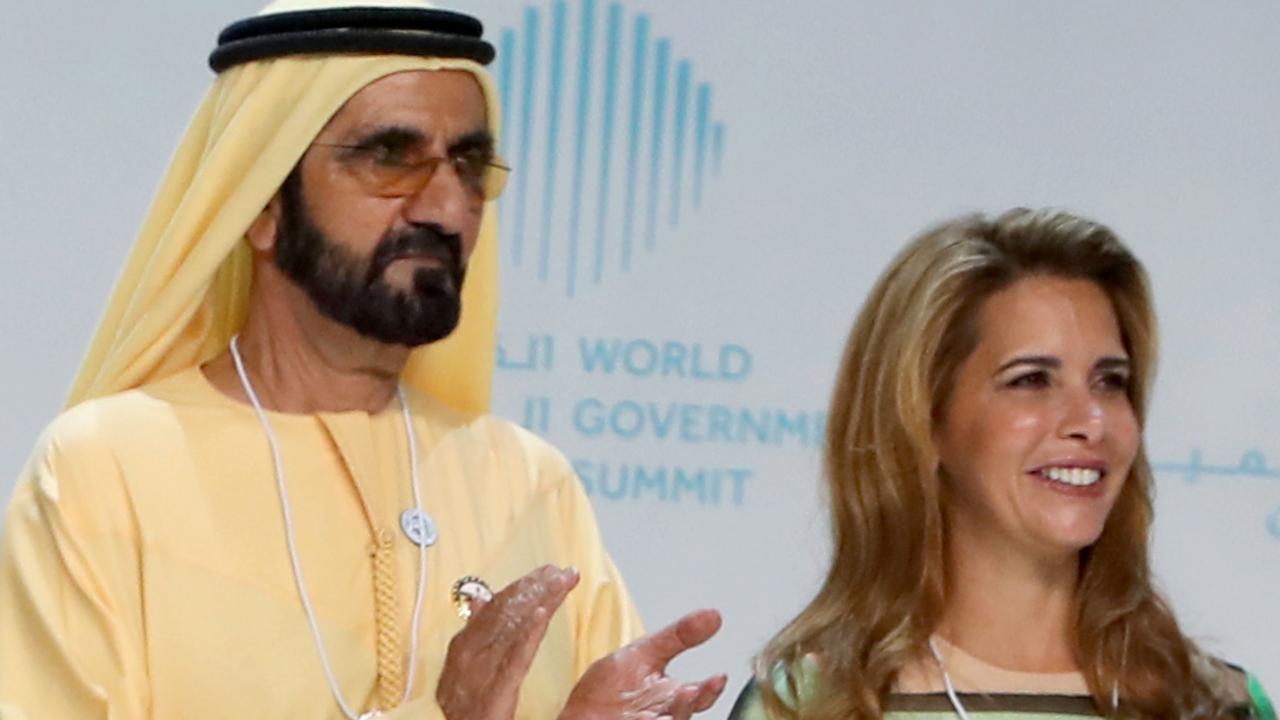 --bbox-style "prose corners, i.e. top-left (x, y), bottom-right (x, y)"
top-left (0, 2), bottom-right (642, 718)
